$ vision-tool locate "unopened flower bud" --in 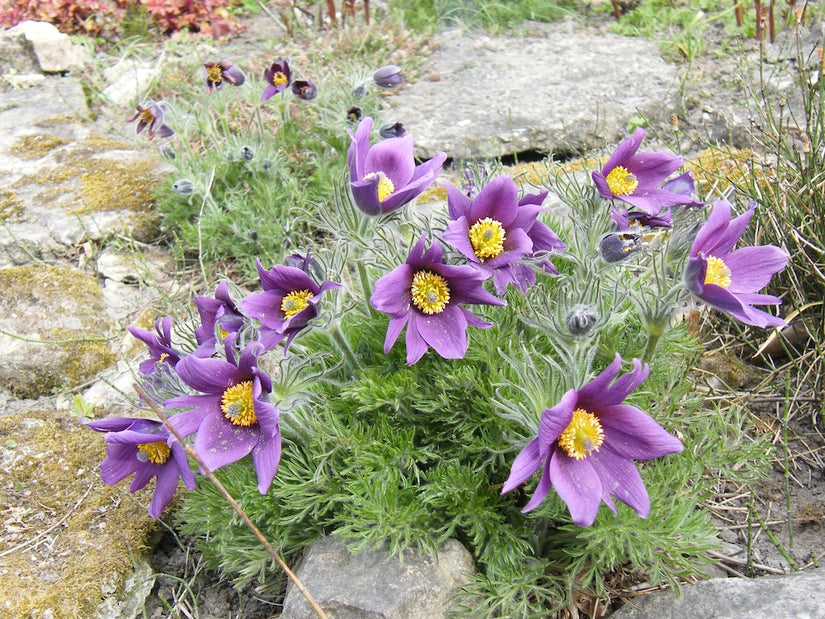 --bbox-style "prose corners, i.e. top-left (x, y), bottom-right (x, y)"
top-left (351, 83), bottom-right (367, 98)
top-left (172, 179), bottom-right (194, 195)
top-left (378, 122), bottom-right (405, 139)
top-left (240, 145), bottom-right (254, 160)
top-left (598, 231), bottom-right (642, 263)
top-left (373, 64), bottom-right (403, 88)
top-left (564, 305), bottom-right (599, 337)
